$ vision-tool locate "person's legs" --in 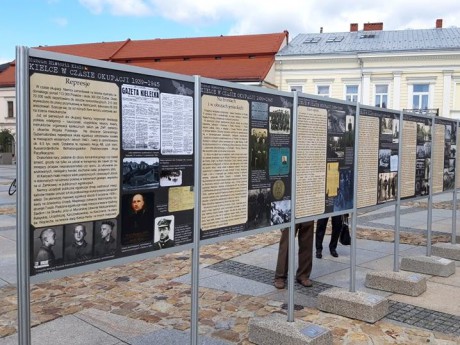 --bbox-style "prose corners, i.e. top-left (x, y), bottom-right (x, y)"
top-left (329, 215), bottom-right (342, 257)
top-left (315, 217), bottom-right (328, 258)
top-left (296, 221), bottom-right (313, 286)
top-left (274, 228), bottom-right (289, 288)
